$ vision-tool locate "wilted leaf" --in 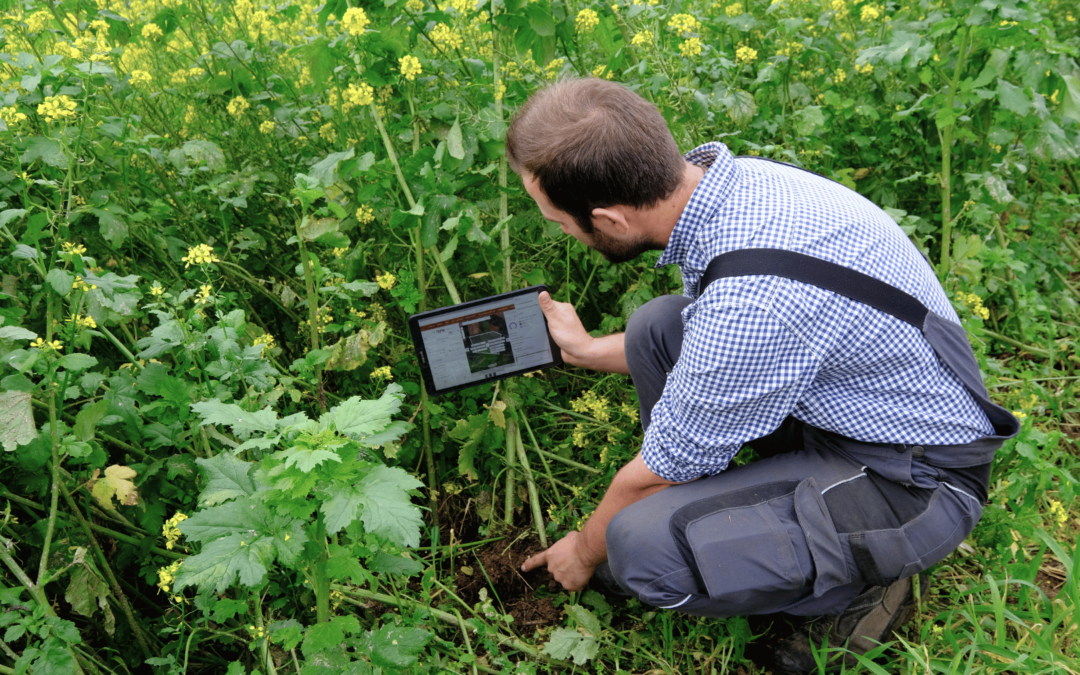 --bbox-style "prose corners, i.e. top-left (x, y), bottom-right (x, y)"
top-left (0, 390), bottom-right (35, 452)
top-left (488, 400), bottom-right (507, 429)
top-left (90, 464), bottom-right (139, 509)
